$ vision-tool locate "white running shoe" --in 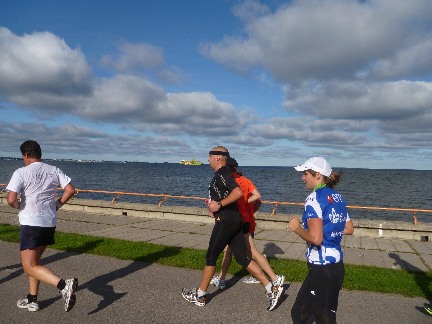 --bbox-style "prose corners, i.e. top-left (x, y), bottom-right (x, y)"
top-left (274, 274), bottom-right (285, 287)
top-left (181, 288), bottom-right (206, 306)
top-left (61, 278), bottom-right (78, 312)
top-left (210, 275), bottom-right (226, 289)
top-left (17, 298), bottom-right (40, 312)
top-left (243, 276), bottom-right (260, 284)
top-left (267, 282), bottom-right (284, 311)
